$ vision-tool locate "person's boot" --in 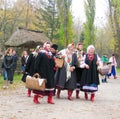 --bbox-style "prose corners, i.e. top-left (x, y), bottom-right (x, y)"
top-left (33, 95), bottom-right (40, 104)
top-left (104, 78), bottom-right (107, 83)
top-left (27, 89), bottom-right (31, 97)
top-left (10, 80), bottom-right (13, 84)
top-left (84, 92), bottom-right (88, 100)
top-left (114, 75), bottom-right (117, 79)
top-left (107, 73), bottom-right (111, 79)
top-left (6, 80), bottom-right (9, 89)
top-left (53, 89), bottom-right (56, 96)
top-left (102, 78), bottom-right (106, 83)
top-left (47, 95), bottom-right (55, 104)
top-left (68, 90), bottom-right (73, 101)
top-left (3, 80), bottom-right (7, 89)
top-left (76, 90), bottom-right (80, 99)
top-left (56, 89), bottom-right (61, 99)
top-left (90, 93), bottom-right (95, 102)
